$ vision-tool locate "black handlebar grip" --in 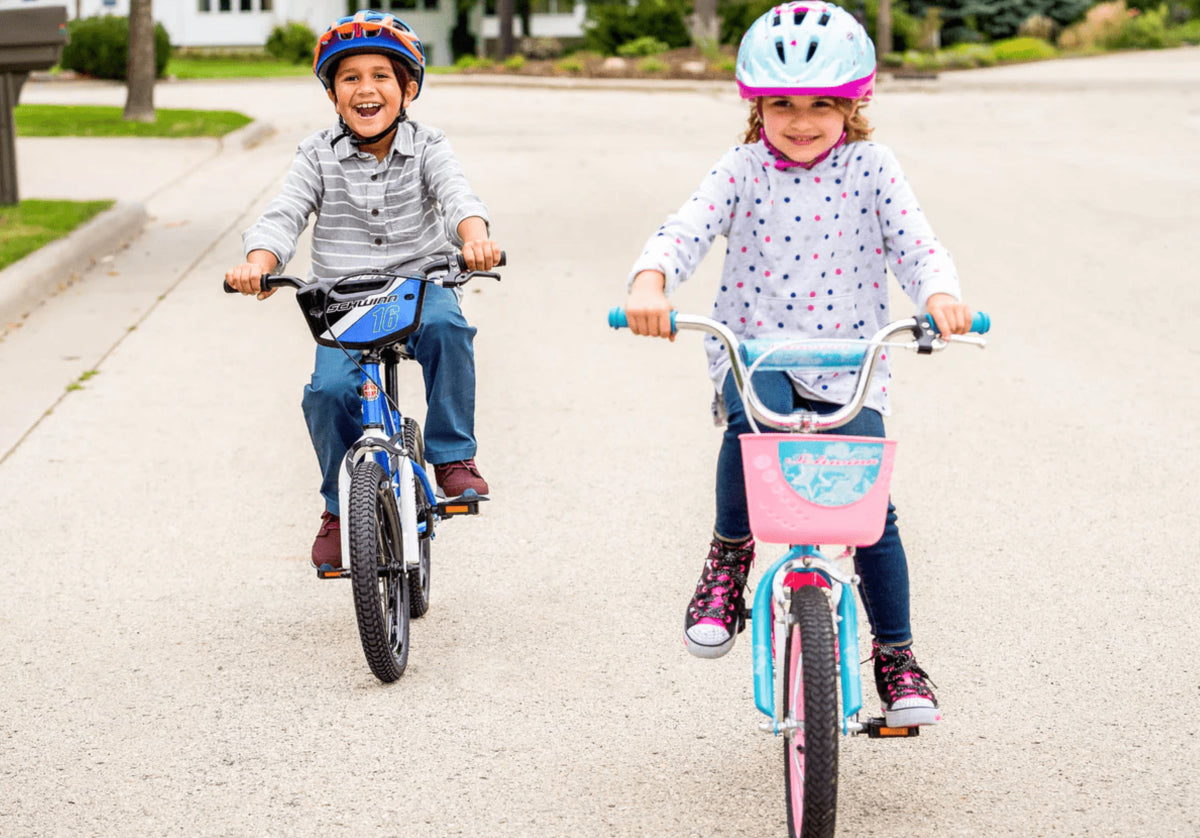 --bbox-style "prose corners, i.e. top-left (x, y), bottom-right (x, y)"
top-left (454, 251), bottom-right (507, 271)
top-left (223, 274), bottom-right (274, 294)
